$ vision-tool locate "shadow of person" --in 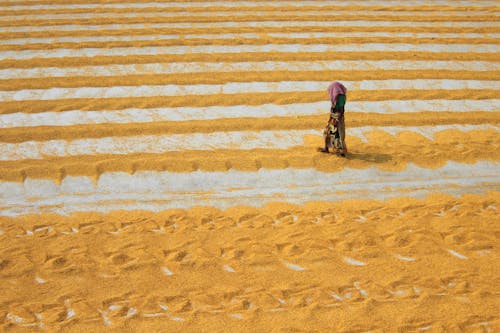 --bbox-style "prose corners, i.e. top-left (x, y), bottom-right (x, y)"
top-left (316, 147), bottom-right (392, 163)
top-left (344, 152), bottom-right (392, 163)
